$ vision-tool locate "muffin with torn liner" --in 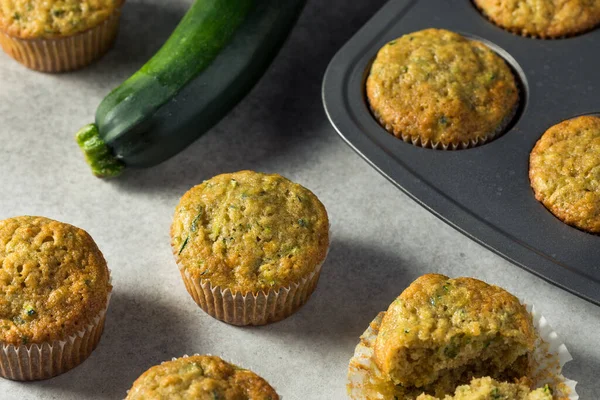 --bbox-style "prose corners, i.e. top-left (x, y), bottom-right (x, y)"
top-left (347, 274), bottom-right (576, 399)
top-left (375, 274), bottom-right (534, 388)
top-left (0, 0), bottom-right (124, 72)
top-left (126, 355), bottom-right (279, 400)
top-left (474, 0), bottom-right (600, 38)
top-left (366, 28), bottom-right (519, 149)
top-left (530, 115), bottom-right (600, 233)
top-left (0, 216), bottom-right (111, 380)
top-left (171, 170), bottom-right (329, 326)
